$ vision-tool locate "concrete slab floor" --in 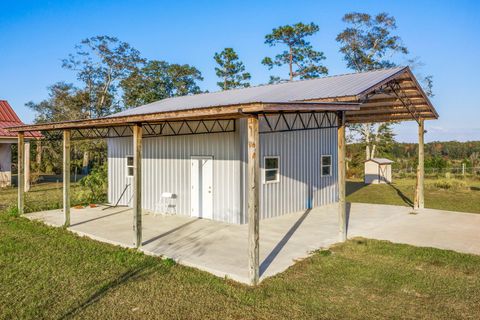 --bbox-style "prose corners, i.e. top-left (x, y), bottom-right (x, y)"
top-left (25, 204), bottom-right (340, 284)
top-left (25, 203), bottom-right (480, 284)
